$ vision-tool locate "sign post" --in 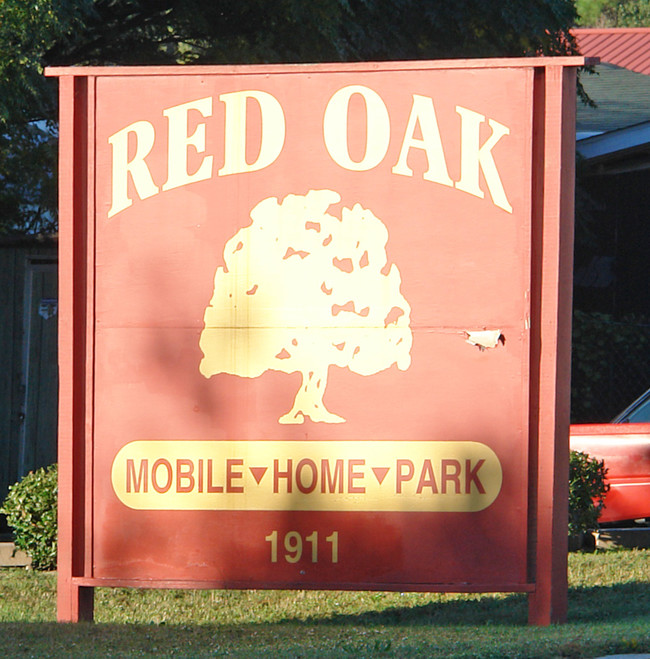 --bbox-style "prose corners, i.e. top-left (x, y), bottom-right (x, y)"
top-left (47, 57), bottom-right (583, 625)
